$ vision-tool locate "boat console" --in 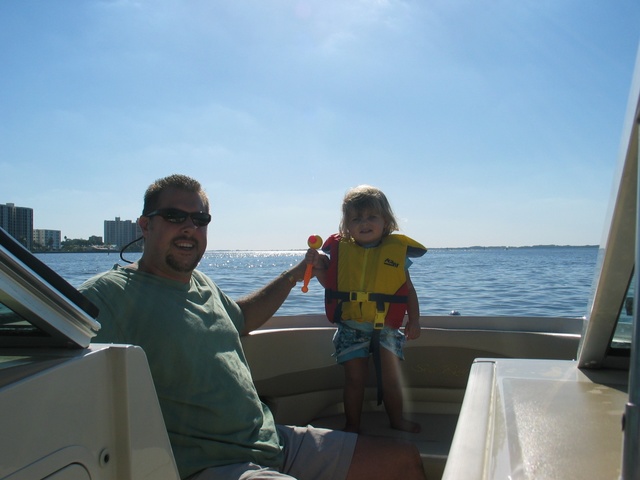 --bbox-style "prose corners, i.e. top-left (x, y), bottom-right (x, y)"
top-left (0, 228), bottom-right (179, 479)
